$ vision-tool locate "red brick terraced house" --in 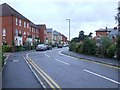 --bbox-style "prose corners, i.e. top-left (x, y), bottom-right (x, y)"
top-left (61, 34), bottom-right (67, 44)
top-left (0, 3), bottom-right (40, 46)
top-left (37, 24), bottom-right (47, 44)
